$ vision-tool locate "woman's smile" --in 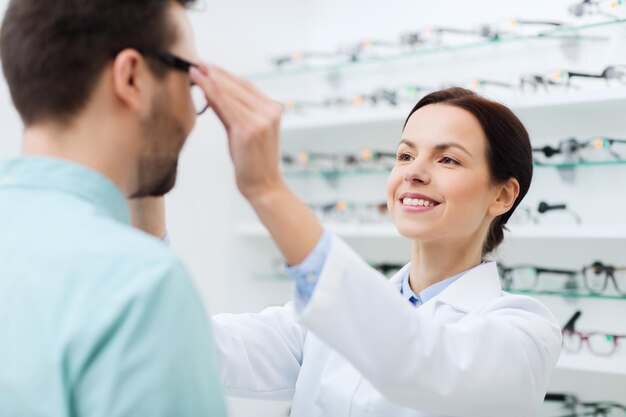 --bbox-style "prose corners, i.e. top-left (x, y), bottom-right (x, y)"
top-left (399, 192), bottom-right (441, 213)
